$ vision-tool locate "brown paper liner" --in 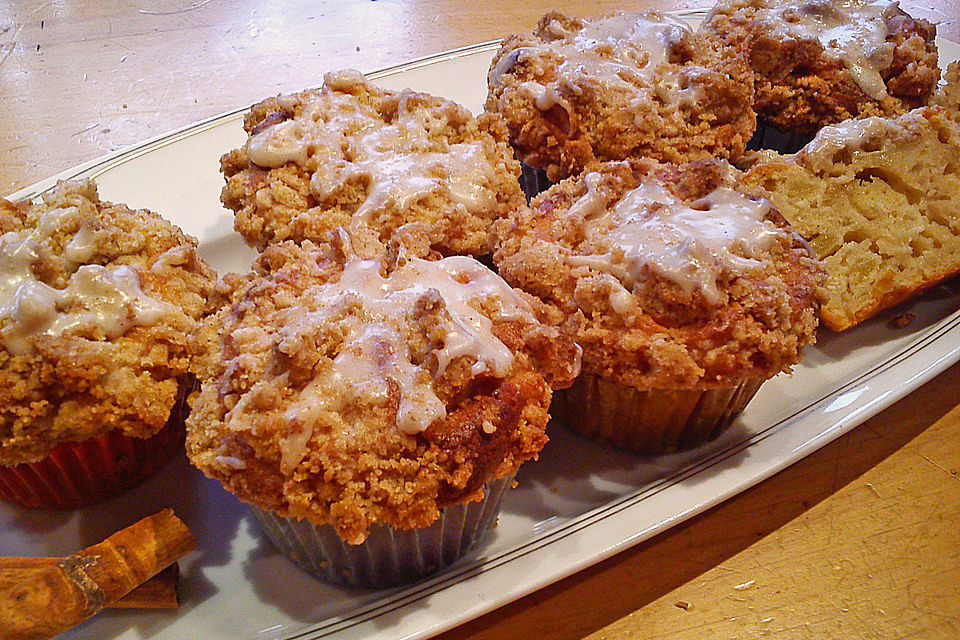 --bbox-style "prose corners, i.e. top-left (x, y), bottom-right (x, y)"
top-left (250, 474), bottom-right (514, 588)
top-left (0, 380), bottom-right (192, 510)
top-left (553, 374), bottom-right (765, 454)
